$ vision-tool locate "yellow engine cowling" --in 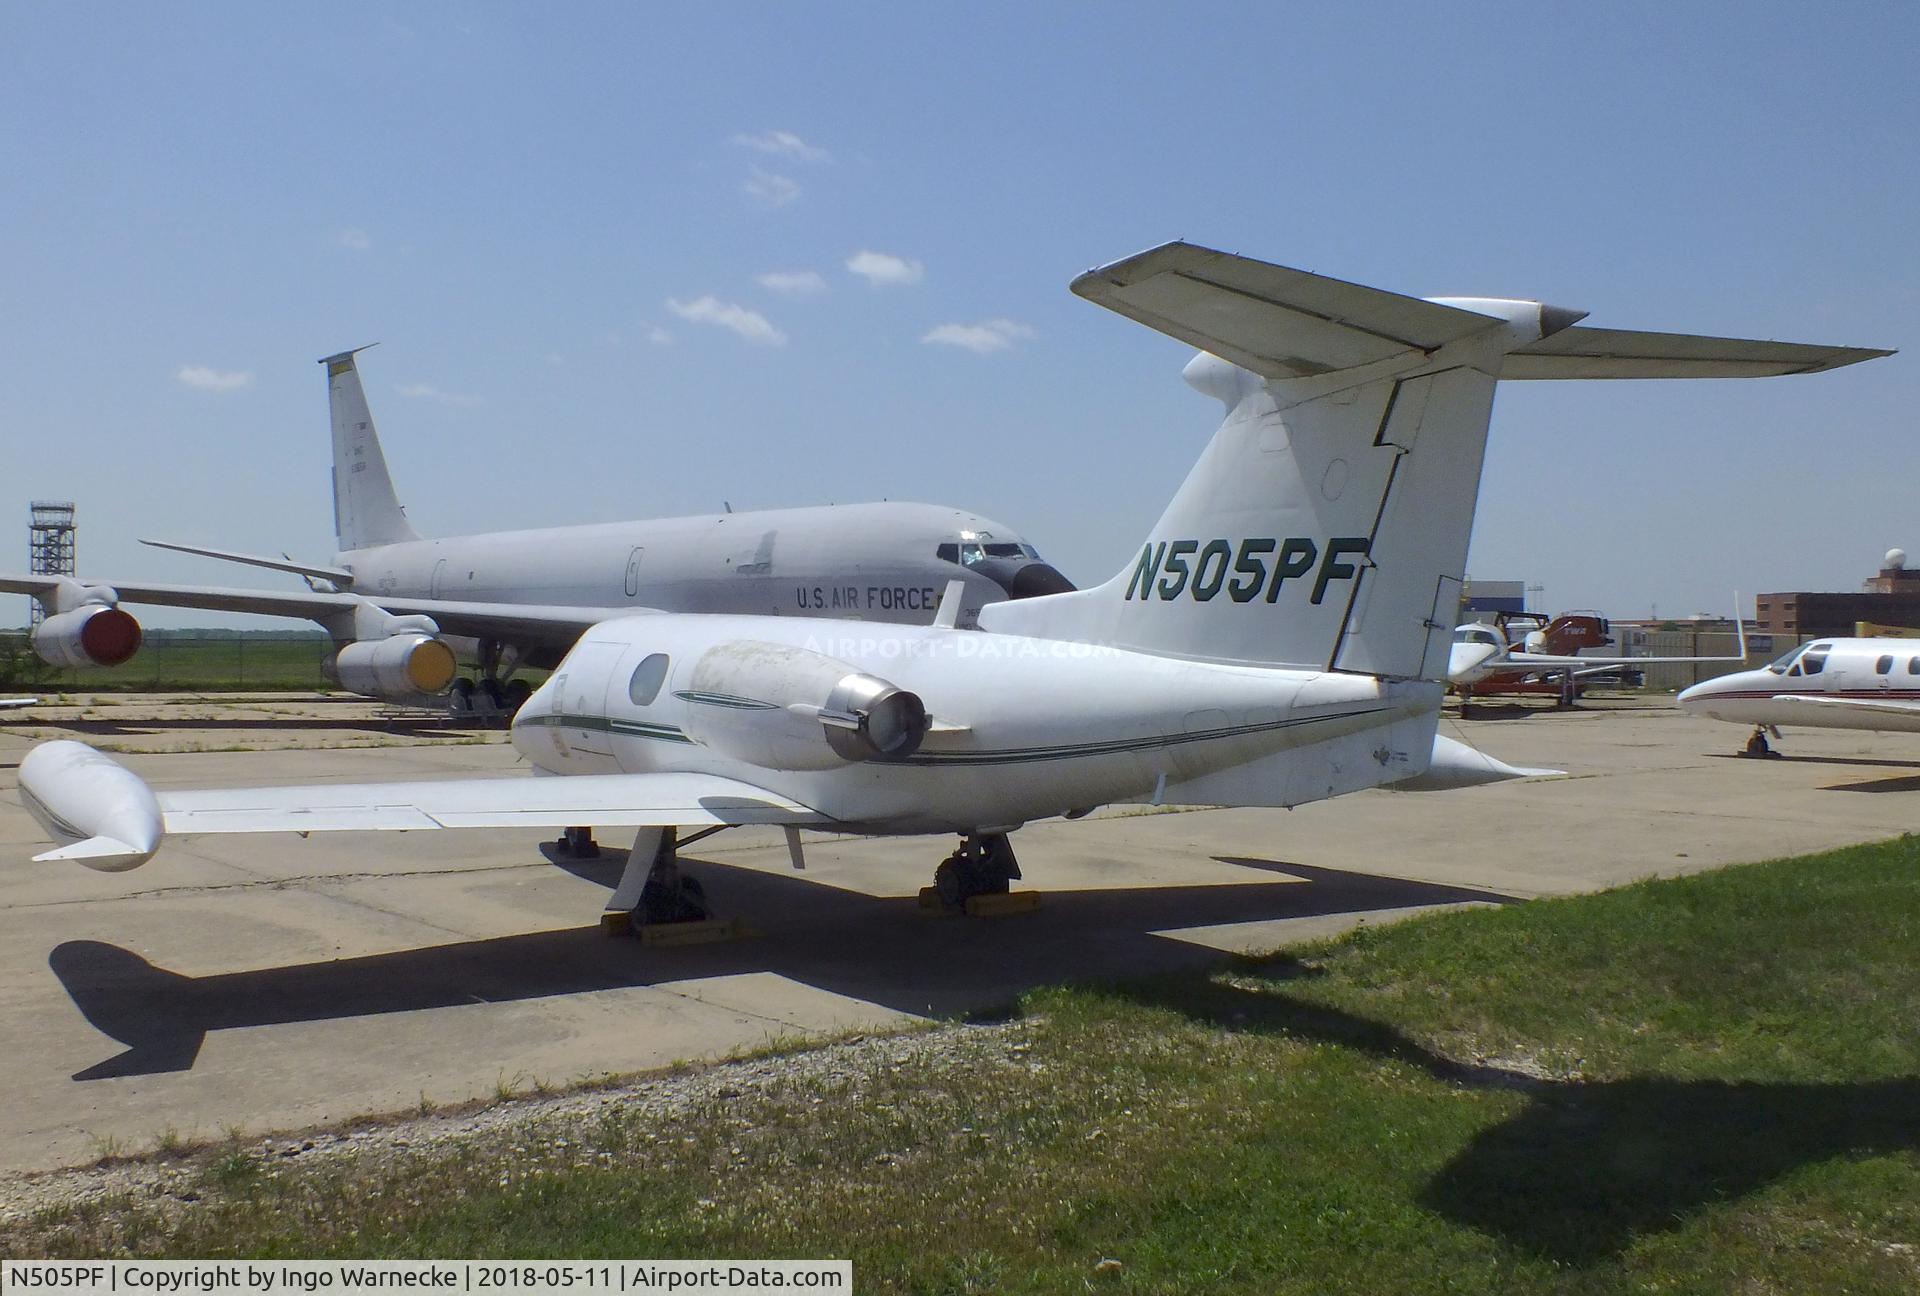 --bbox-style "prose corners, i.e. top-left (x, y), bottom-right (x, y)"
top-left (678, 641), bottom-right (927, 771)
top-left (328, 634), bottom-right (458, 703)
